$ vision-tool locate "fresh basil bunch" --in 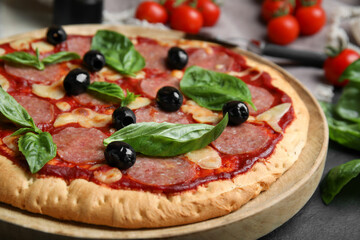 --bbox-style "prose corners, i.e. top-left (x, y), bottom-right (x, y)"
top-left (91, 30), bottom-right (145, 76)
top-left (320, 59), bottom-right (360, 204)
top-left (0, 49), bottom-right (80, 70)
top-left (0, 87), bottom-right (56, 173)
